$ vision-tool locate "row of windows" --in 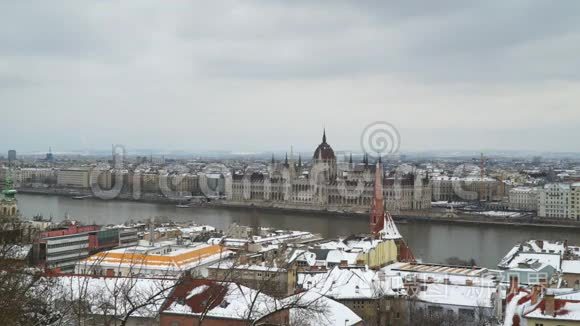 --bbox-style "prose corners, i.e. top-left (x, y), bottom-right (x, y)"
top-left (47, 248), bottom-right (88, 258)
top-left (47, 240), bottom-right (88, 249)
top-left (49, 254), bottom-right (88, 265)
top-left (423, 306), bottom-right (476, 321)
